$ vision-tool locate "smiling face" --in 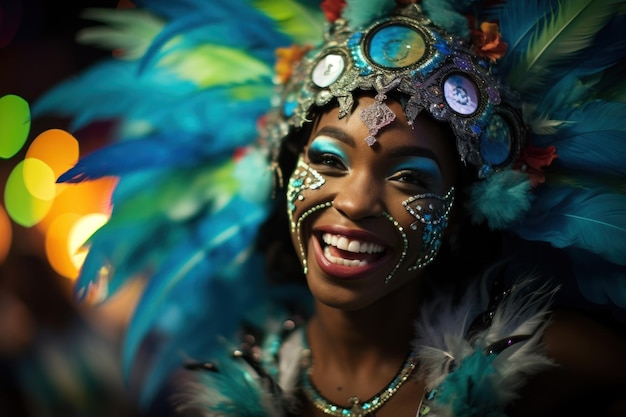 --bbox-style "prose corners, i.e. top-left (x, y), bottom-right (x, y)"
top-left (286, 95), bottom-right (459, 310)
